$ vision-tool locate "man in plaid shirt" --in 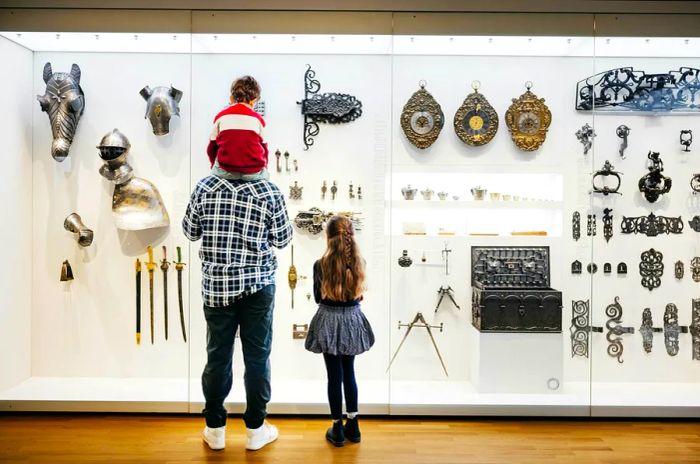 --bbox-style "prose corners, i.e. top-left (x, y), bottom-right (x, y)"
top-left (183, 174), bottom-right (292, 451)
